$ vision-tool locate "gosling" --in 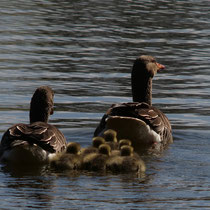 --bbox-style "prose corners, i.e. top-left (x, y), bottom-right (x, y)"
top-left (82, 144), bottom-right (111, 171)
top-left (50, 142), bottom-right (82, 170)
top-left (106, 145), bottom-right (146, 174)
